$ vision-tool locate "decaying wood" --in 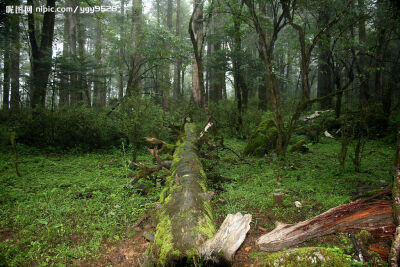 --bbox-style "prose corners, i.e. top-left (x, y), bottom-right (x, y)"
top-left (149, 123), bottom-right (250, 265)
top-left (149, 123), bottom-right (216, 265)
top-left (127, 161), bottom-right (171, 185)
top-left (389, 131), bottom-right (400, 267)
top-left (301, 110), bottom-right (333, 121)
top-left (257, 199), bottom-right (395, 252)
top-left (200, 212), bottom-right (252, 264)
